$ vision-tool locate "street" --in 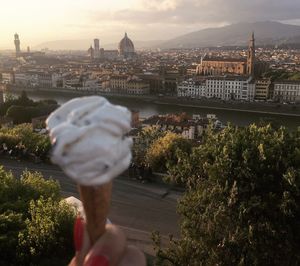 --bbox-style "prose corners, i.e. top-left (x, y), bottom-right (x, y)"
top-left (0, 157), bottom-right (180, 255)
